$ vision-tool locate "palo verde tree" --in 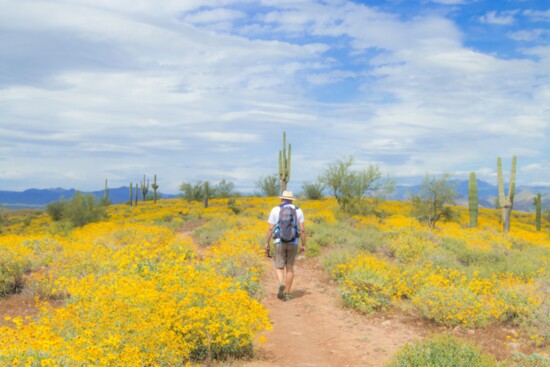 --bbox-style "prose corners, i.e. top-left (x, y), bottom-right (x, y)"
top-left (216, 179), bottom-right (236, 198)
top-left (179, 181), bottom-right (205, 202)
top-left (411, 174), bottom-right (458, 229)
top-left (279, 131), bottom-right (291, 193)
top-left (319, 156), bottom-right (394, 215)
top-left (497, 156), bottom-right (517, 232)
top-left (256, 174), bottom-right (281, 197)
